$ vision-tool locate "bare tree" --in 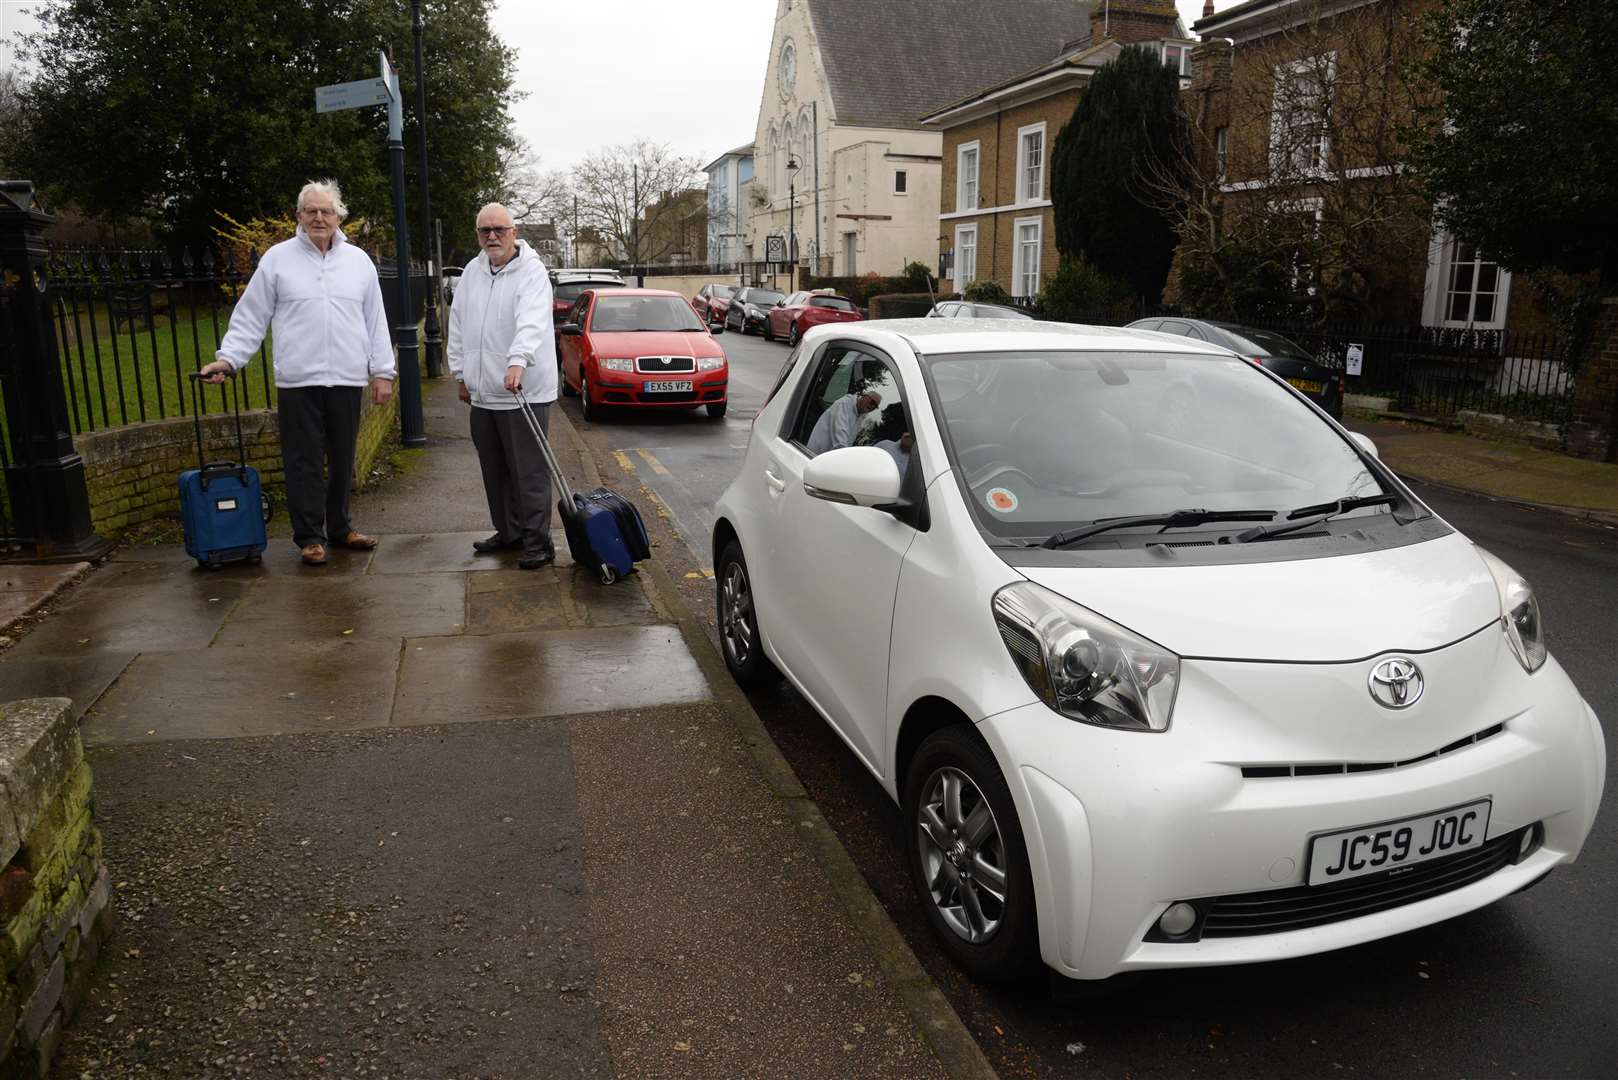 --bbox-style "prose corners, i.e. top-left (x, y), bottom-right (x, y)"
top-left (0, 70), bottom-right (26, 175)
top-left (1153, 0), bottom-right (1438, 321)
top-left (493, 137), bottom-right (571, 226)
top-left (570, 140), bottom-right (704, 265)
